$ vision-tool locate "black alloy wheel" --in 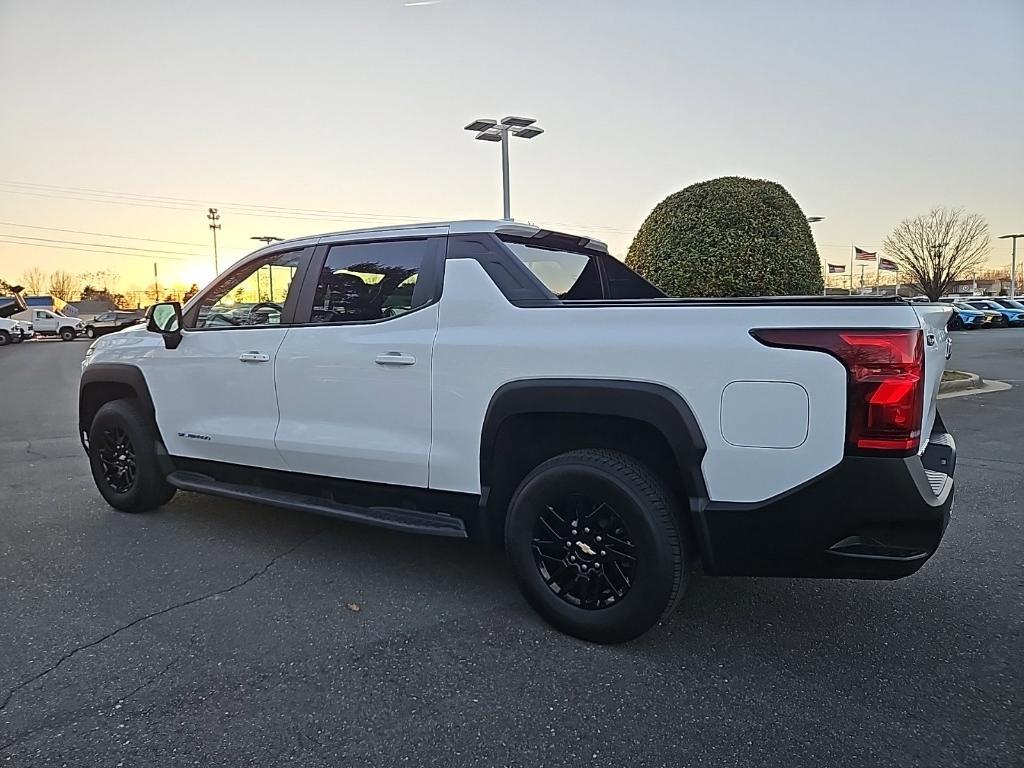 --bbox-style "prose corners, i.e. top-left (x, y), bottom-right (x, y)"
top-left (96, 424), bottom-right (137, 494)
top-left (531, 494), bottom-right (637, 609)
top-left (88, 400), bottom-right (176, 513)
top-left (505, 449), bottom-right (686, 644)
